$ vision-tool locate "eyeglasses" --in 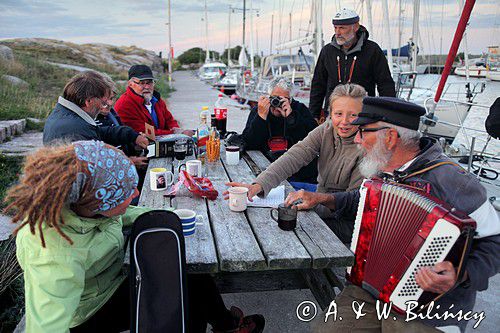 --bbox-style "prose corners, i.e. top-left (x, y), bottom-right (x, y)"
top-left (96, 97), bottom-right (111, 109)
top-left (132, 79), bottom-right (155, 86)
top-left (358, 126), bottom-right (392, 139)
